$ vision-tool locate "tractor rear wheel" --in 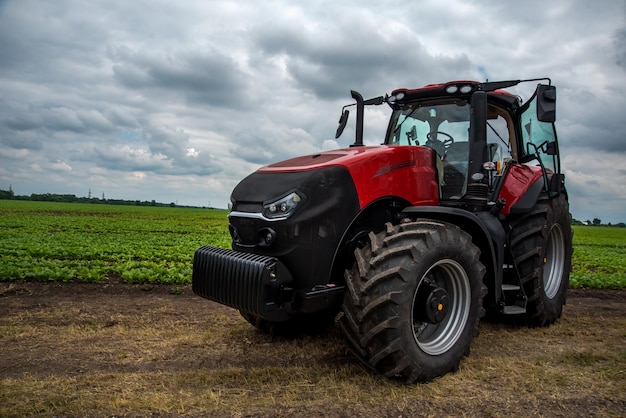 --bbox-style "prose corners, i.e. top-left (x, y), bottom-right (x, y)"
top-left (509, 194), bottom-right (572, 326)
top-left (340, 220), bottom-right (486, 382)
